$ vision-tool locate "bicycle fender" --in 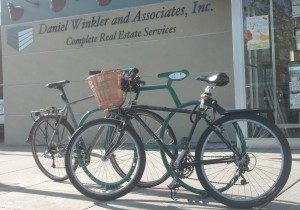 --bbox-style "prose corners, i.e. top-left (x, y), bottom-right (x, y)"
top-left (219, 108), bottom-right (274, 115)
